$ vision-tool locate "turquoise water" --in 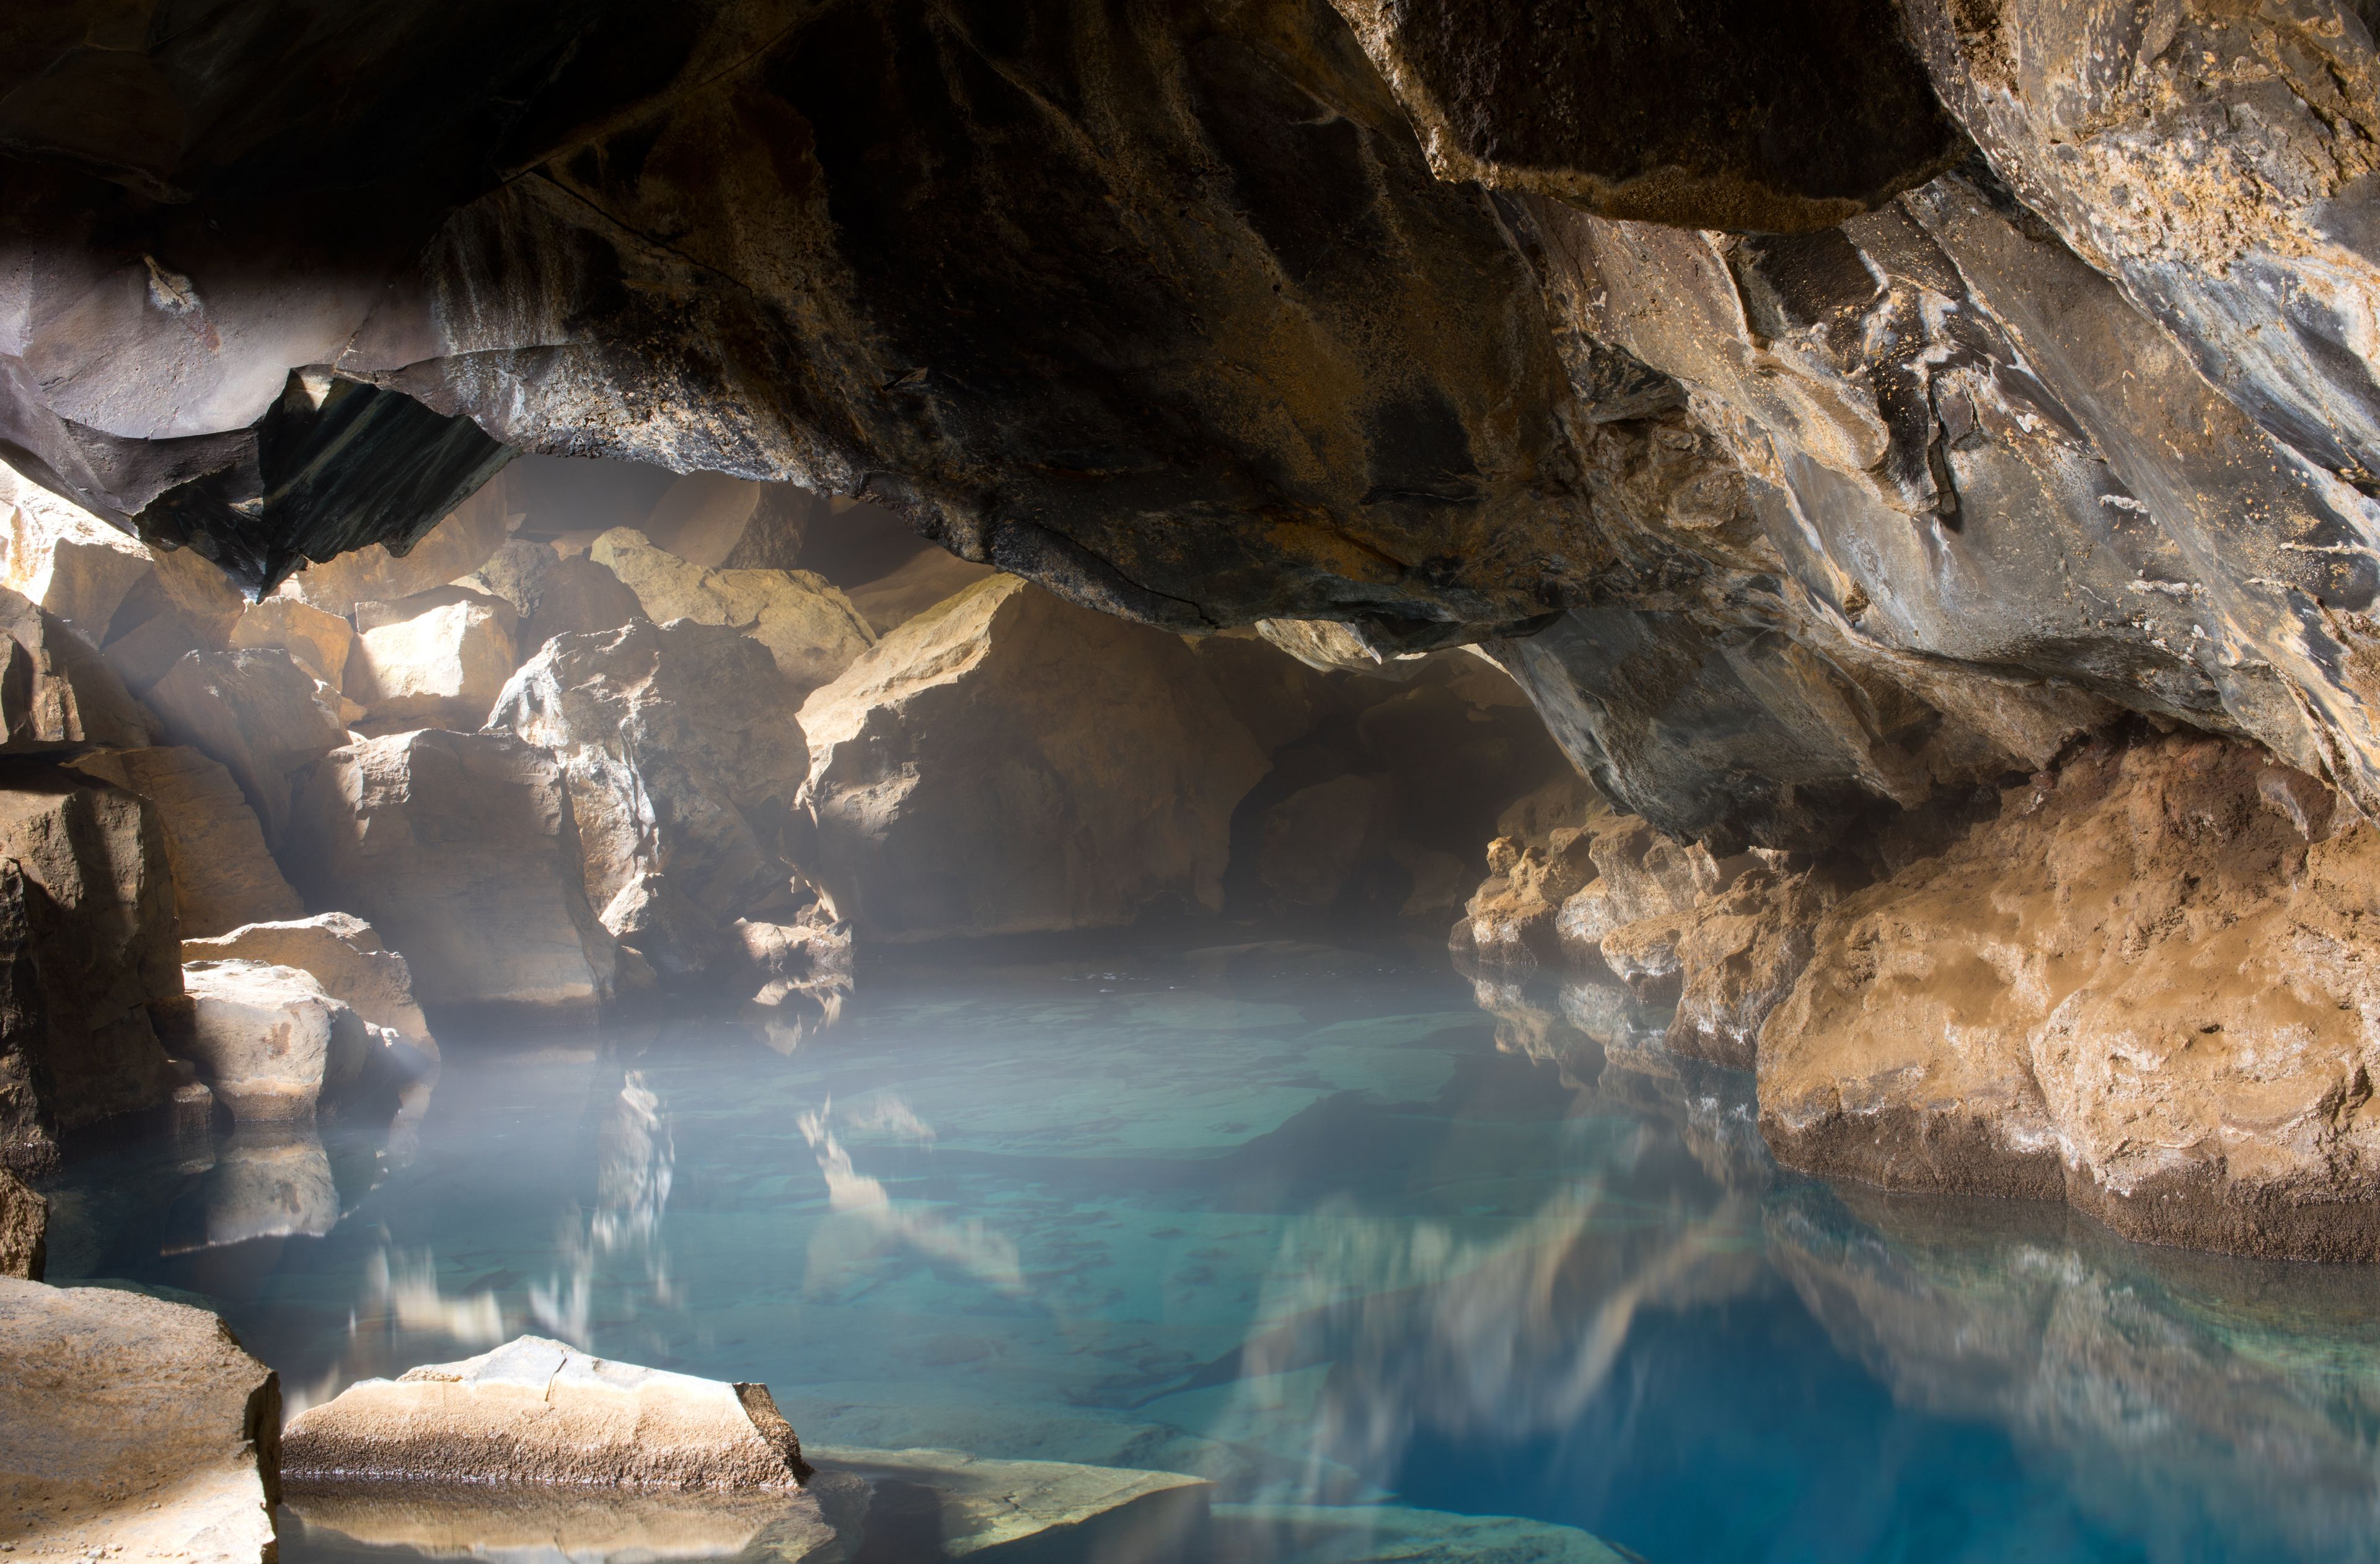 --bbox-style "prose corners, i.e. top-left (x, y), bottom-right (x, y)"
top-left (46, 938), bottom-right (2380, 1562)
